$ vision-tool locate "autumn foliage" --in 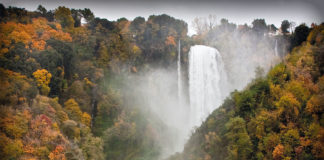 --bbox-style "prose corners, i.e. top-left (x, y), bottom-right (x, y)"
top-left (0, 17), bottom-right (72, 55)
top-left (0, 4), bottom-right (323, 160)
top-left (33, 69), bottom-right (52, 95)
top-left (175, 23), bottom-right (324, 160)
